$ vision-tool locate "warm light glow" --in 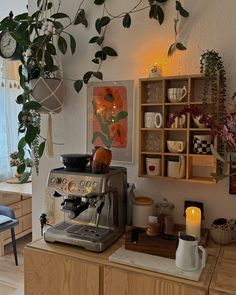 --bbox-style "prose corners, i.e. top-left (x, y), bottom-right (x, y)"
top-left (186, 206), bottom-right (201, 239)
